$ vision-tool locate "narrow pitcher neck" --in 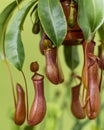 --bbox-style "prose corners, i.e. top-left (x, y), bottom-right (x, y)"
top-left (32, 73), bottom-right (45, 97)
